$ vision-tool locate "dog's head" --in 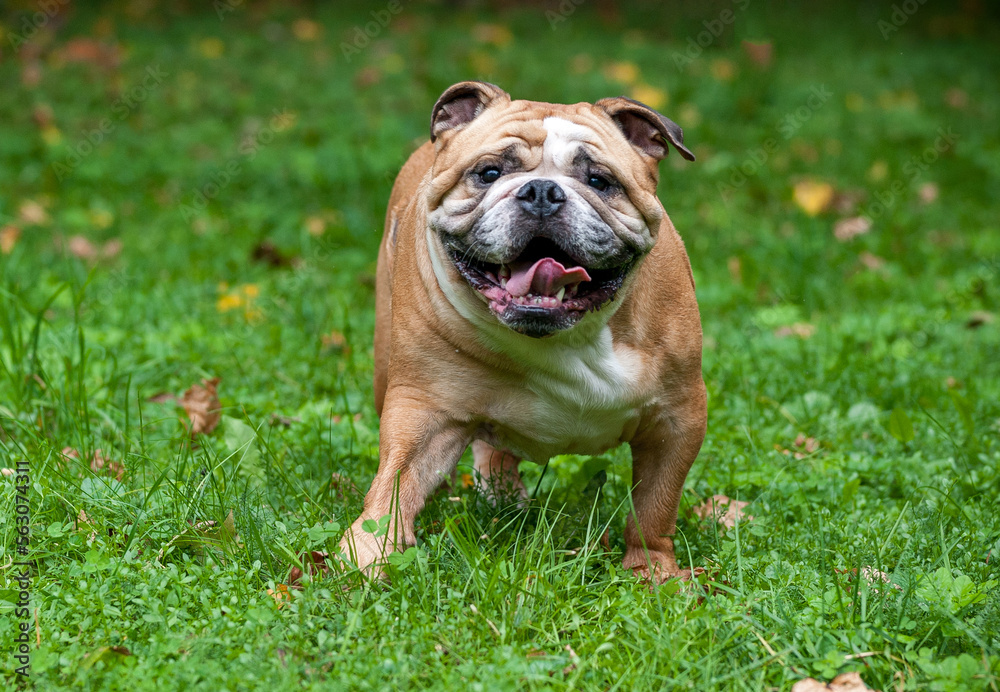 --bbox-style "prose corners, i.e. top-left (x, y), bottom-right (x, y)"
top-left (425, 81), bottom-right (694, 338)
